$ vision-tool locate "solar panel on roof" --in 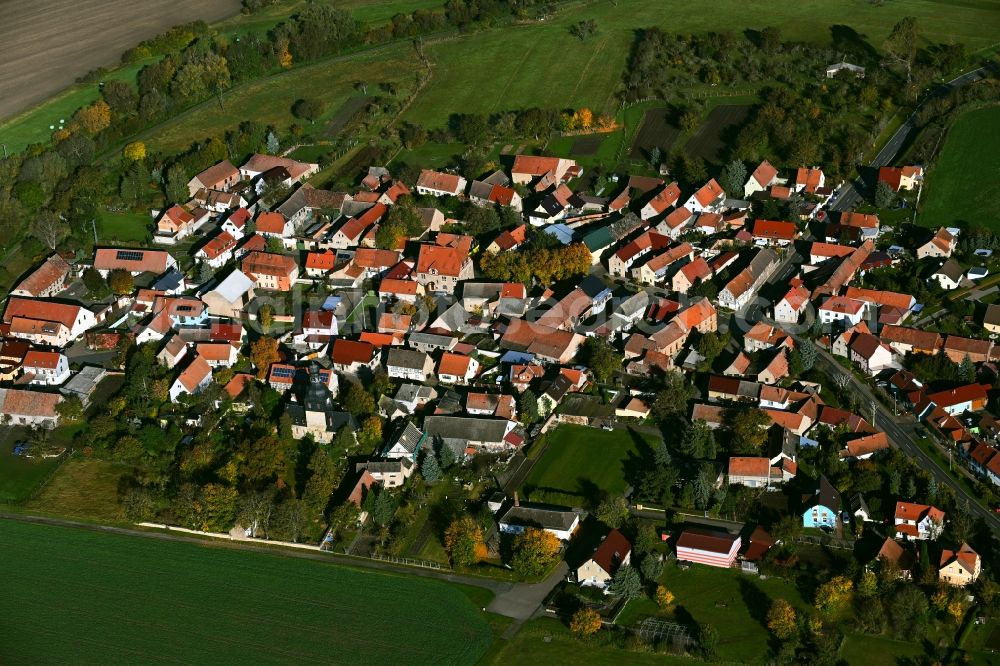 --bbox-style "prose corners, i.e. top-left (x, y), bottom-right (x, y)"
top-left (271, 367), bottom-right (295, 378)
top-left (116, 249), bottom-right (145, 262)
